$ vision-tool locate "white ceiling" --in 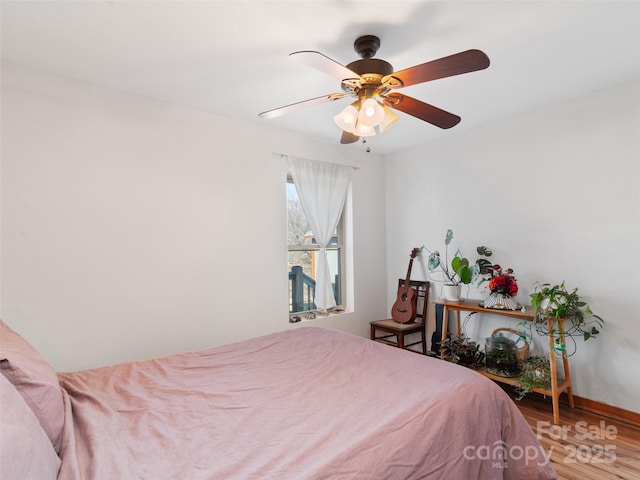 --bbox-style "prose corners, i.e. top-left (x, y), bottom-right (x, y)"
top-left (2, 1), bottom-right (639, 155)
